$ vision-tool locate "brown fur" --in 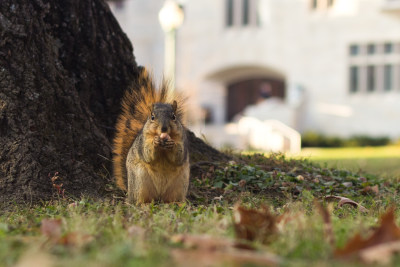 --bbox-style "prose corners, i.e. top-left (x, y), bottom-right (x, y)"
top-left (112, 68), bottom-right (186, 192)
